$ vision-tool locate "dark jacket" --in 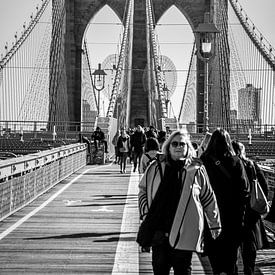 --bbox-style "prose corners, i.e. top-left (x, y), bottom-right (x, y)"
top-left (92, 130), bottom-right (105, 142)
top-left (130, 131), bottom-right (146, 152)
top-left (200, 155), bottom-right (249, 238)
top-left (241, 159), bottom-right (269, 249)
